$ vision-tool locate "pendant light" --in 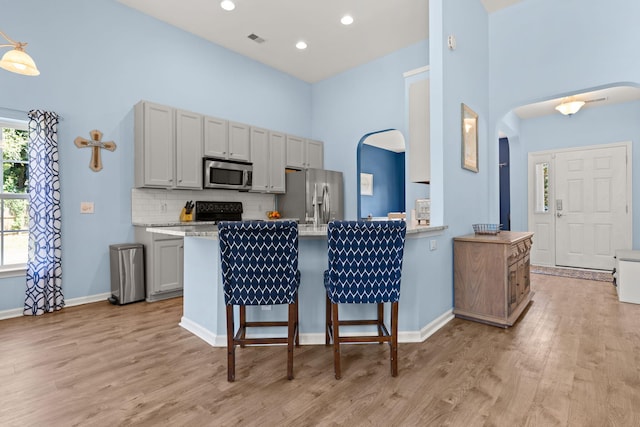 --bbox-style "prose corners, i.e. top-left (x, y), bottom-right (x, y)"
top-left (555, 99), bottom-right (585, 116)
top-left (0, 30), bottom-right (40, 76)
